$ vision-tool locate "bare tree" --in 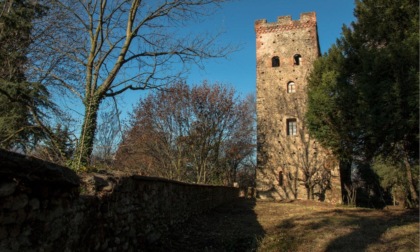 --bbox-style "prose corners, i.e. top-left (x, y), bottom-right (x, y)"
top-left (91, 106), bottom-right (122, 168)
top-left (29, 0), bottom-right (233, 170)
top-left (116, 82), bottom-right (192, 179)
top-left (115, 81), bottom-right (255, 185)
top-left (219, 94), bottom-right (256, 185)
